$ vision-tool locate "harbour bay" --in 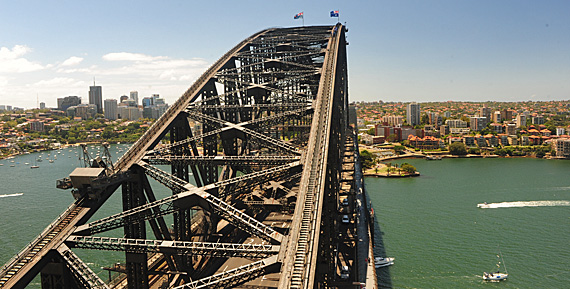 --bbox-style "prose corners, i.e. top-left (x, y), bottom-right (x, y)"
top-left (369, 158), bottom-right (570, 288)
top-left (1, 147), bottom-right (569, 288)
